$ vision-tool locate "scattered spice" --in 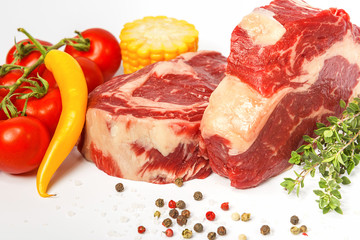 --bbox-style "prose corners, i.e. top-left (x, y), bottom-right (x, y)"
top-left (176, 200), bottom-right (186, 209)
top-left (154, 210), bottom-right (161, 218)
top-left (217, 226), bottom-right (226, 236)
top-left (194, 223), bottom-right (204, 233)
top-left (155, 198), bottom-right (165, 208)
top-left (193, 191), bottom-right (203, 201)
top-left (165, 228), bottom-right (174, 237)
top-left (115, 183), bottom-right (124, 192)
top-left (231, 212), bottom-right (240, 221)
top-left (290, 226), bottom-right (300, 235)
top-left (168, 200), bottom-right (176, 209)
top-left (207, 231), bottom-right (216, 240)
top-left (138, 226), bottom-right (146, 234)
top-left (206, 211), bottom-right (216, 221)
top-left (290, 215), bottom-right (299, 225)
top-left (220, 202), bottom-right (229, 211)
top-left (260, 225), bottom-right (270, 235)
top-left (302, 232), bottom-right (308, 236)
top-left (175, 178), bottom-right (183, 187)
top-left (300, 225), bottom-right (307, 233)
top-left (162, 218), bottom-right (173, 228)
top-left (181, 209), bottom-right (191, 218)
top-left (182, 229), bottom-right (193, 239)
top-left (241, 213), bottom-right (251, 222)
top-left (169, 209), bottom-right (179, 219)
top-left (238, 234), bottom-right (247, 240)
top-left (177, 215), bottom-right (188, 226)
